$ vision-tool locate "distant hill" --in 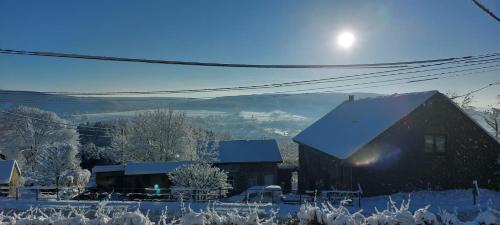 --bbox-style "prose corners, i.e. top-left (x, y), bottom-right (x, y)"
top-left (0, 90), bottom-right (380, 140)
top-left (0, 90), bottom-right (378, 117)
